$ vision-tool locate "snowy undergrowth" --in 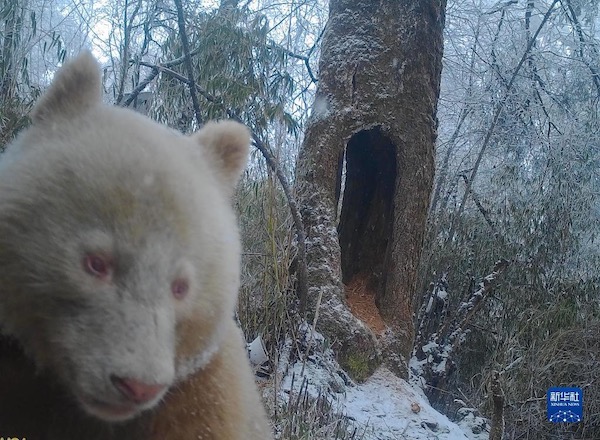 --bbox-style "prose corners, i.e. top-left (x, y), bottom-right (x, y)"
top-left (273, 326), bottom-right (490, 440)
